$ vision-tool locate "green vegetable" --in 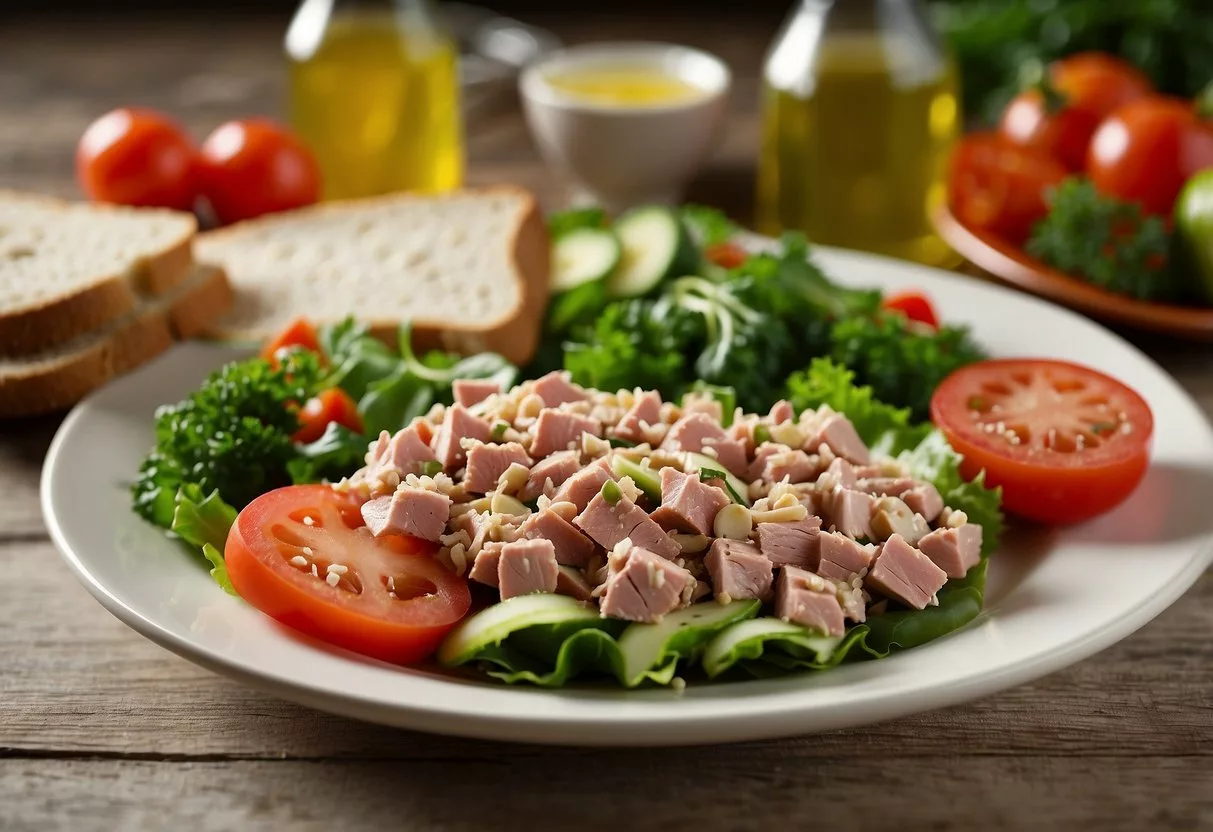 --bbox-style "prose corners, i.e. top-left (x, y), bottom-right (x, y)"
top-left (615, 600), bottom-right (761, 686)
top-left (683, 452), bottom-right (750, 506)
top-left (547, 227), bottom-right (620, 333)
top-left (680, 204), bottom-right (739, 247)
top-left (689, 381), bottom-right (737, 426)
top-left (600, 478), bottom-right (623, 505)
top-left (170, 484), bottom-right (238, 595)
top-left (702, 618), bottom-right (846, 678)
top-left (1175, 169), bottom-right (1213, 304)
top-left (931, 0), bottom-right (1213, 124)
top-left (547, 206), bottom-right (608, 238)
top-left (287, 422), bottom-right (368, 485)
top-left (1026, 179), bottom-right (1178, 303)
top-left (610, 456), bottom-right (663, 502)
top-left (698, 467), bottom-right (747, 506)
top-left (438, 594), bottom-right (607, 666)
top-left (607, 206), bottom-right (698, 298)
